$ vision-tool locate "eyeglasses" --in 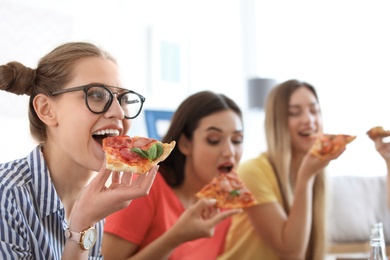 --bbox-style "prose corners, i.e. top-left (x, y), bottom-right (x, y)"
top-left (51, 84), bottom-right (146, 119)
